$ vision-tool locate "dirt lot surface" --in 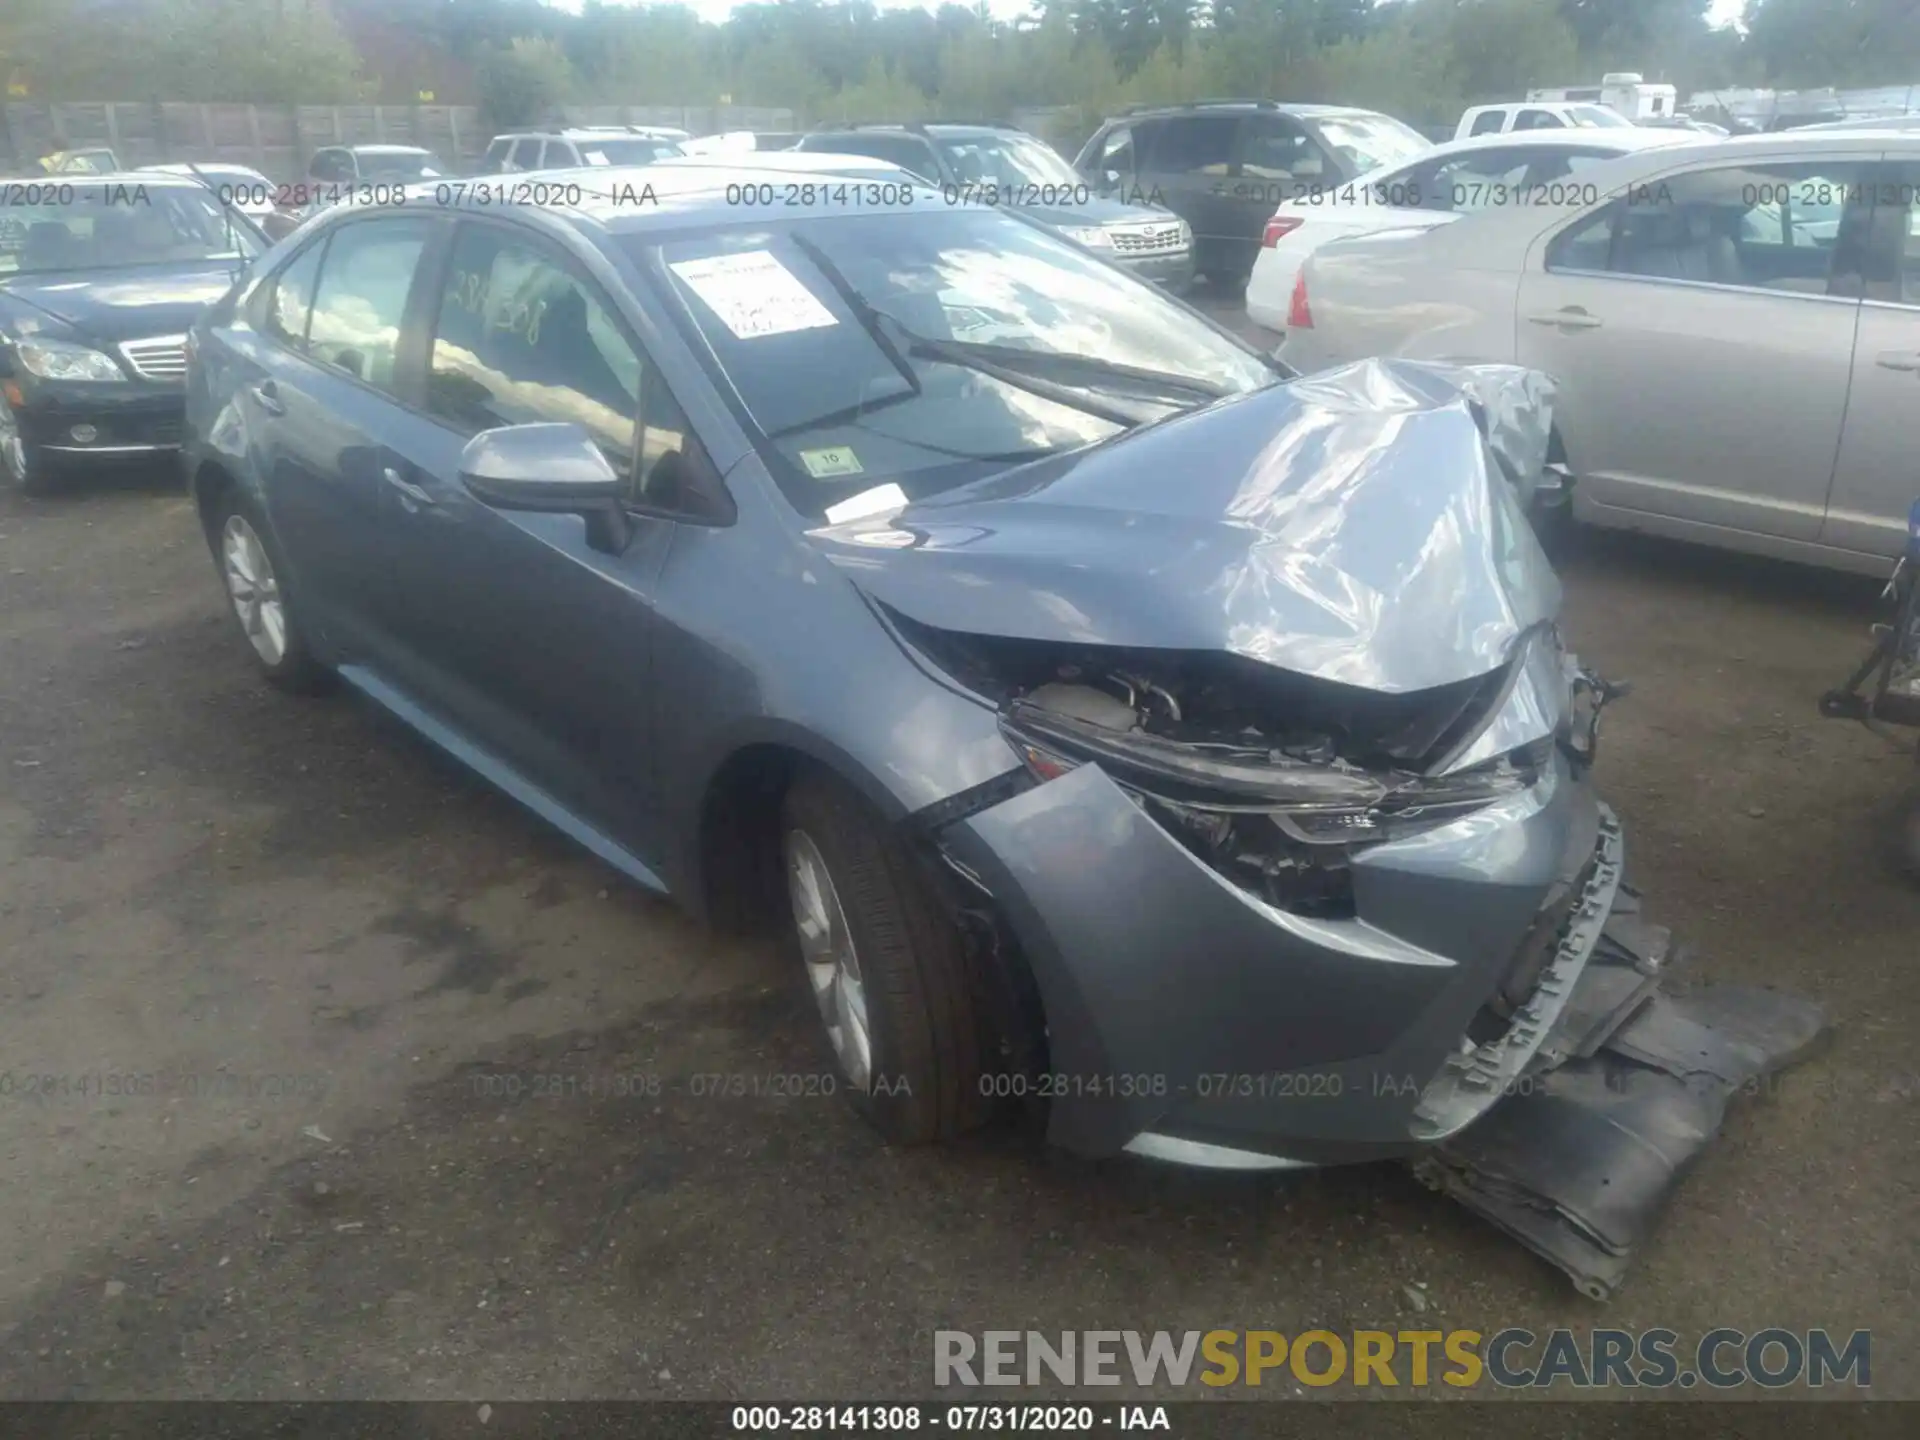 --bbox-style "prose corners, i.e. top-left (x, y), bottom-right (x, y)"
top-left (1, 385), bottom-right (1916, 1400)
